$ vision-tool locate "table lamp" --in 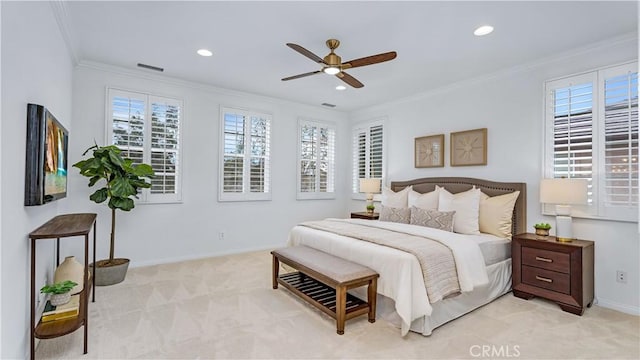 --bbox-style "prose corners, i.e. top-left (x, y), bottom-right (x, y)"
top-left (359, 178), bottom-right (381, 213)
top-left (539, 178), bottom-right (588, 242)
